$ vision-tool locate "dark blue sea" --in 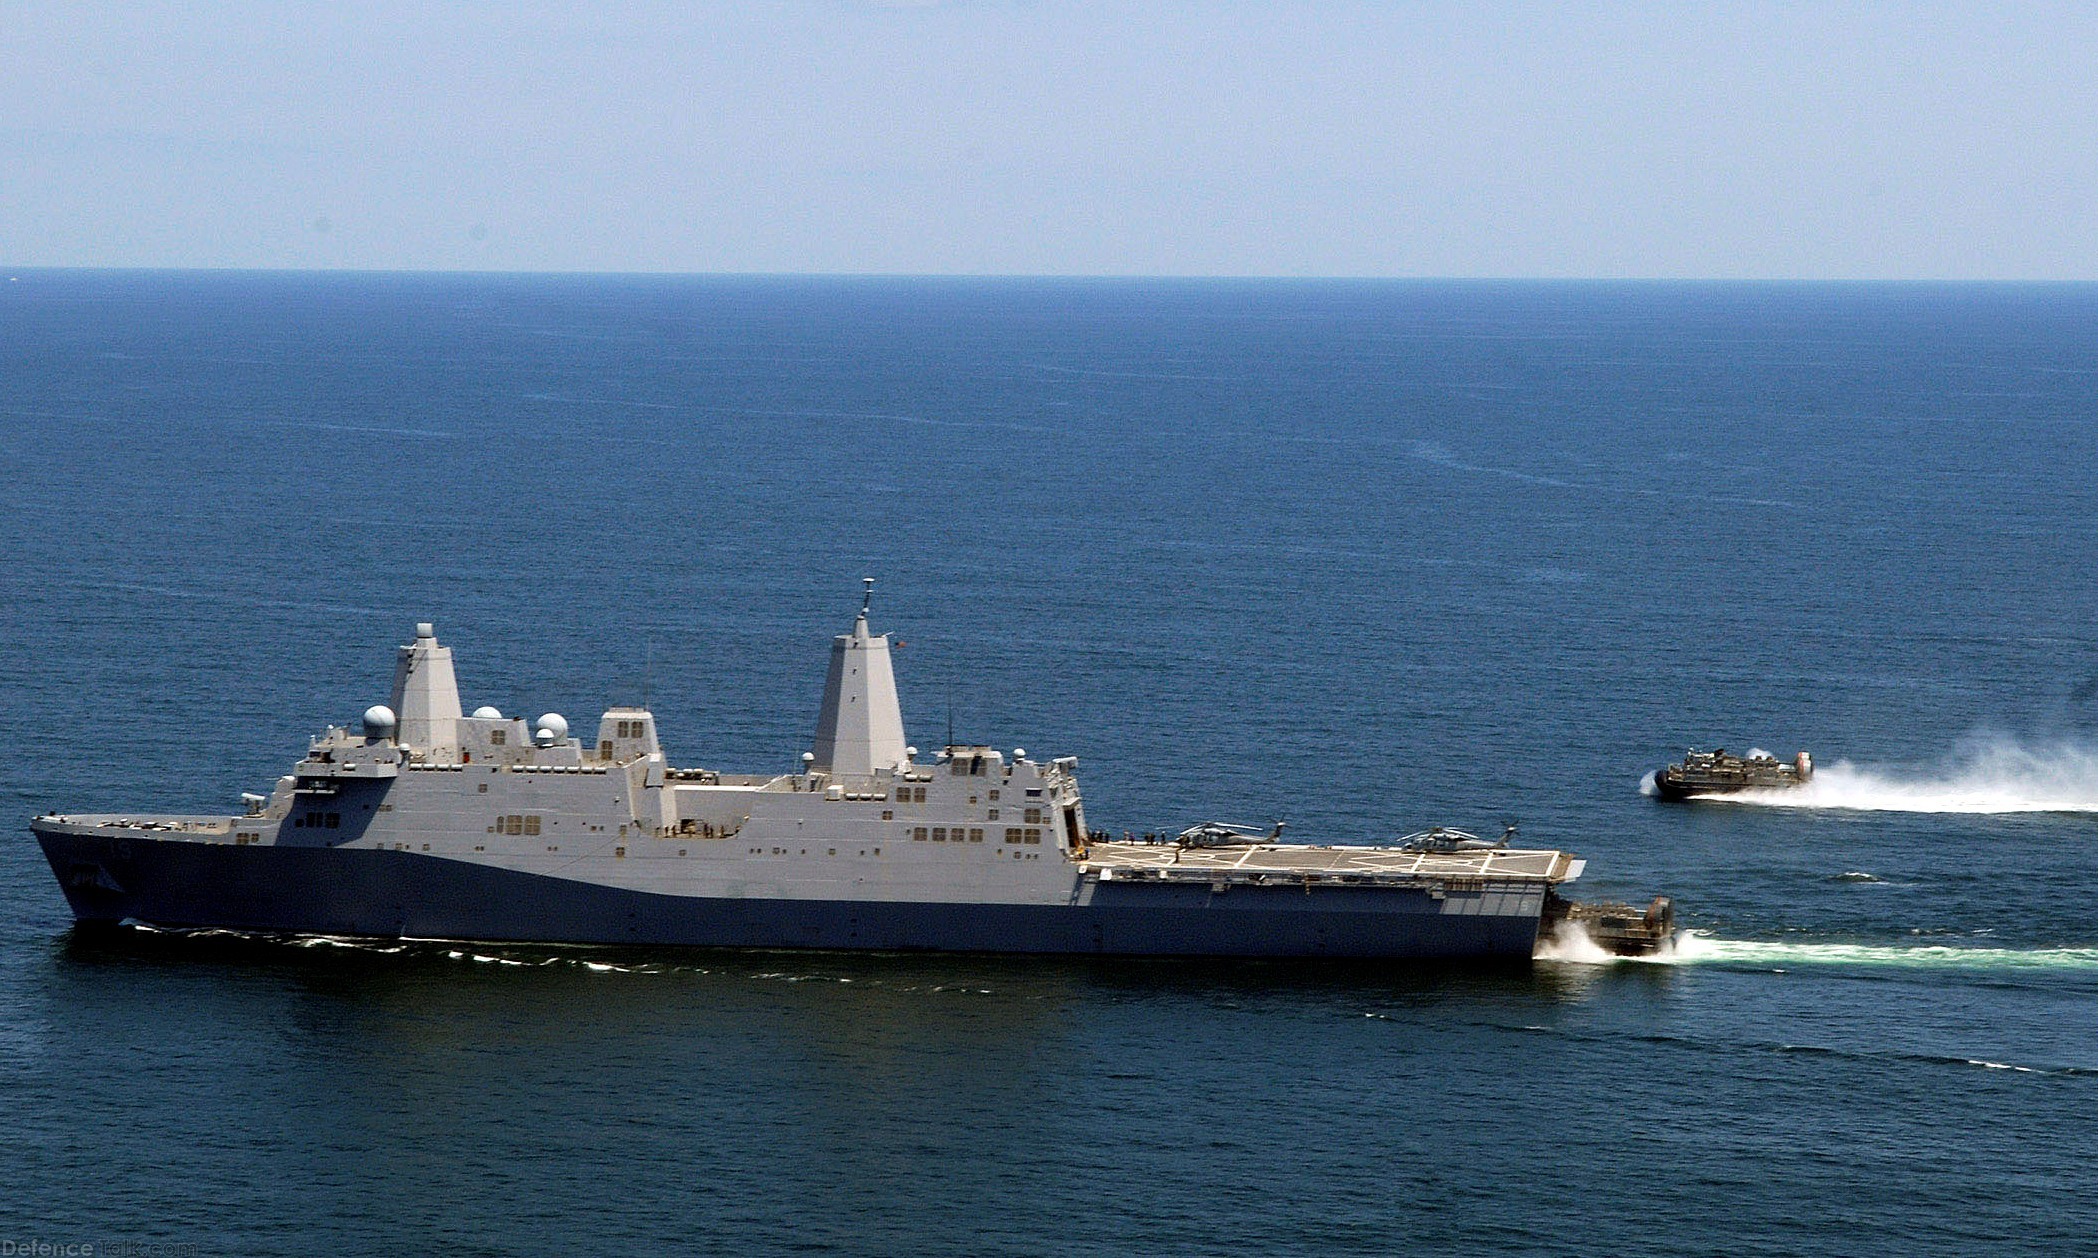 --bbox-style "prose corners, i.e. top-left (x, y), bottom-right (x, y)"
top-left (4, 272), bottom-right (2097, 1256)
